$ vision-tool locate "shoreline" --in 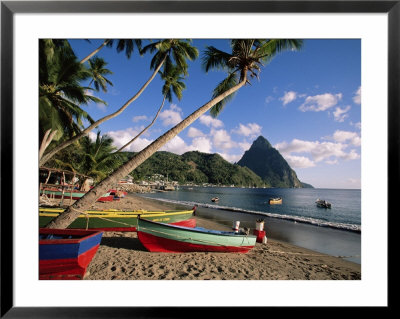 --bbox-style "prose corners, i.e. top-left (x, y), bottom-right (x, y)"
top-left (136, 193), bottom-right (361, 264)
top-left (79, 193), bottom-right (361, 280)
top-left (139, 193), bottom-right (361, 233)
